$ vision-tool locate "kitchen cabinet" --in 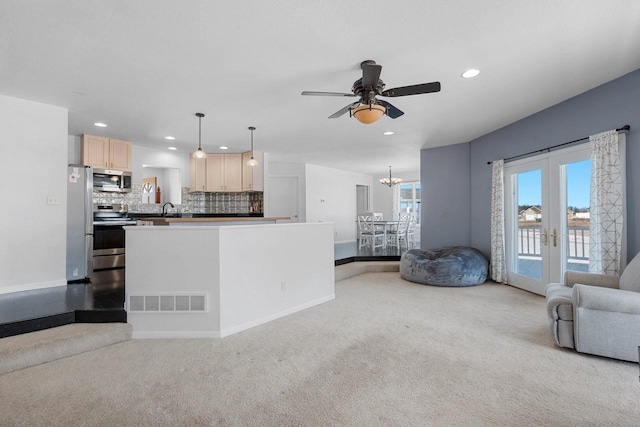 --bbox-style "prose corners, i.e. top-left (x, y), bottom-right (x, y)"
top-left (81, 134), bottom-right (132, 171)
top-left (189, 157), bottom-right (206, 192)
top-left (242, 151), bottom-right (264, 191)
top-left (206, 153), bottom-right (242, 192)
